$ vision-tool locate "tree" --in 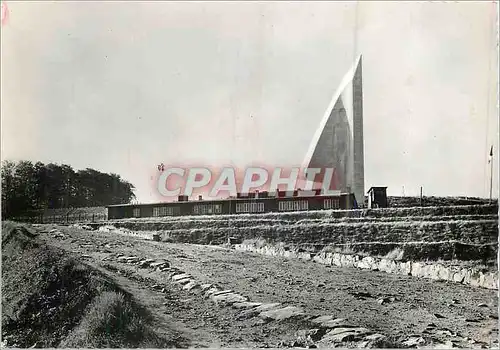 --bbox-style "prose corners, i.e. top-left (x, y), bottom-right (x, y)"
top-left (1, 160), bottom-right (16, 217)
top-left (1, 161), bottom-right (136, 218)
